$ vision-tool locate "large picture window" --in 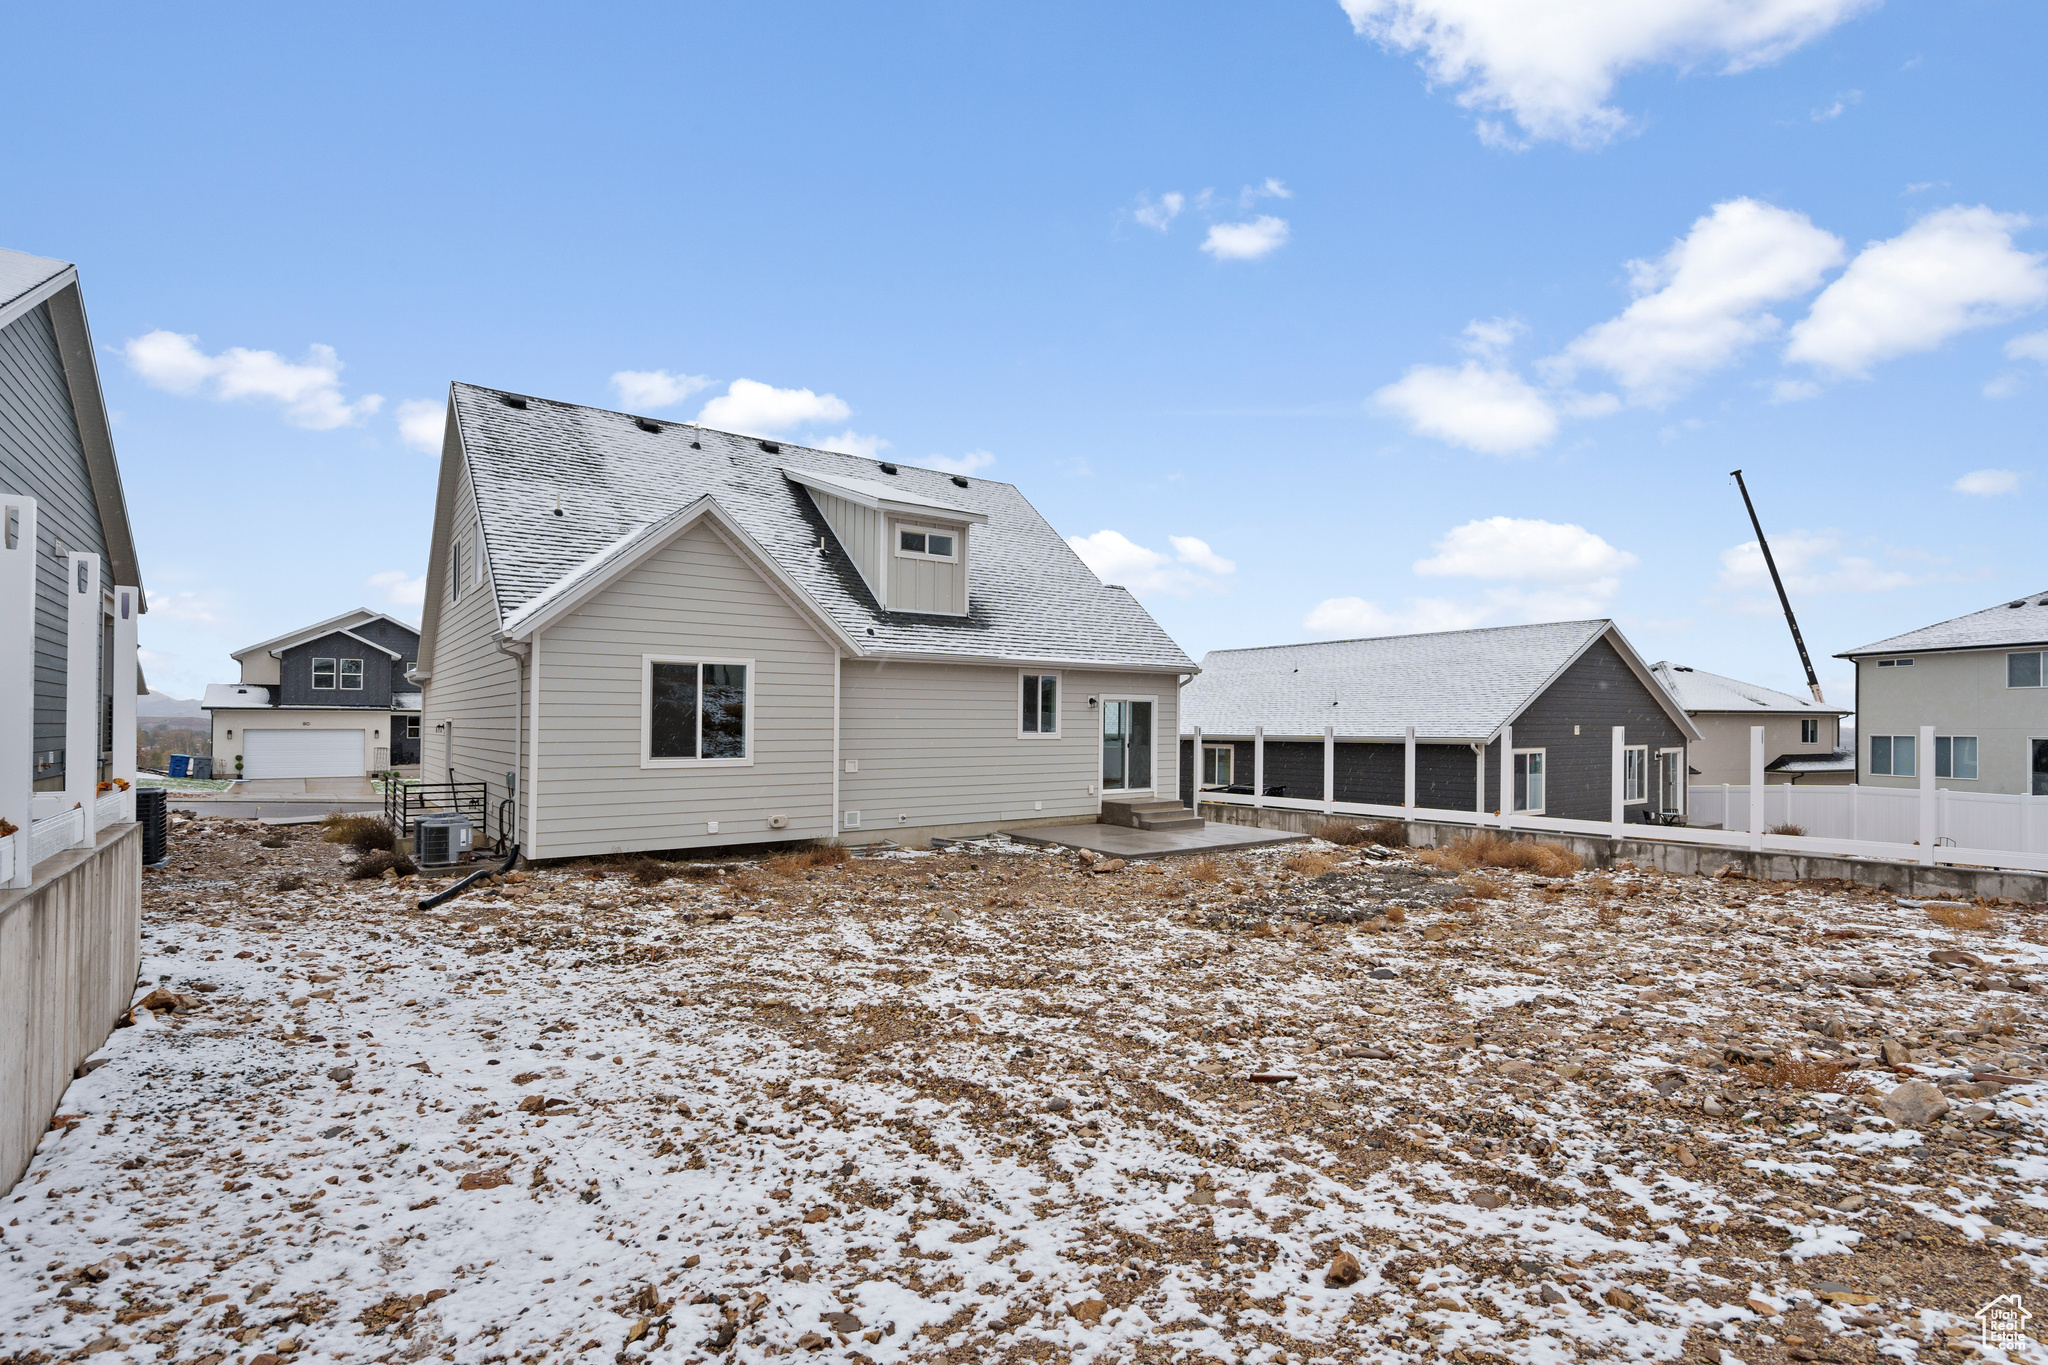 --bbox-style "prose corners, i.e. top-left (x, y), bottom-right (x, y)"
top-left (339, 658), bottom-right (364, 690)
top-left (1019, 673), bottom-right (1059, 738)
top-left (642, 657), bottom-right (752, 766)
top-left (312, 658), bottom-right (336, 689)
